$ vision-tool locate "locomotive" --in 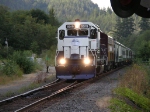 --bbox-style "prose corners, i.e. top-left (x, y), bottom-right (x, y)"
top-left (55, 19), bottom-right (133, 79)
